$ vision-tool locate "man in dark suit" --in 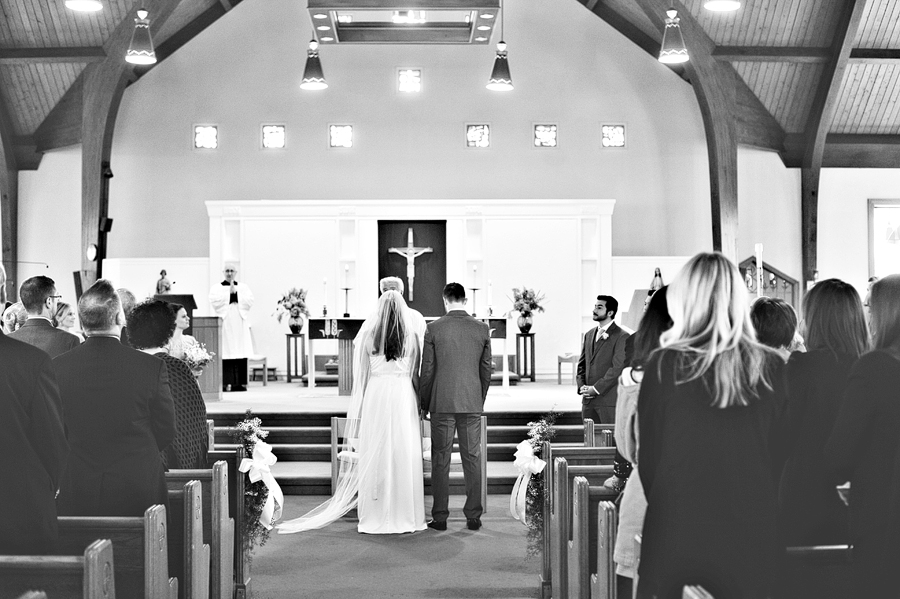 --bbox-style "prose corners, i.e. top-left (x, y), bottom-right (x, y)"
top-left (10, 275), bottom-right (80, 358)
top-left (419, 282), bottom-right (492, 531)
top-left (0, 334), bottom-right (69, 554)
top-left (54, 279), bottom-right (176, 517)
top-left (577, 294), bottom-right (631, 490)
